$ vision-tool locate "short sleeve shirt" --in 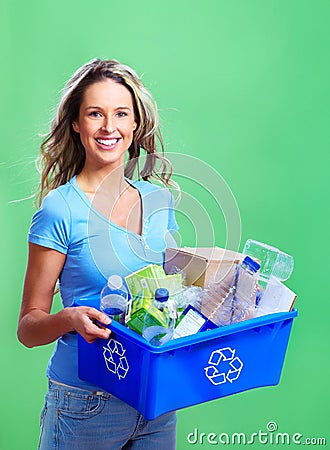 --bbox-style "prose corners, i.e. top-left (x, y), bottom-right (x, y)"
top-left (28, 176), bottom-right (178, 388)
